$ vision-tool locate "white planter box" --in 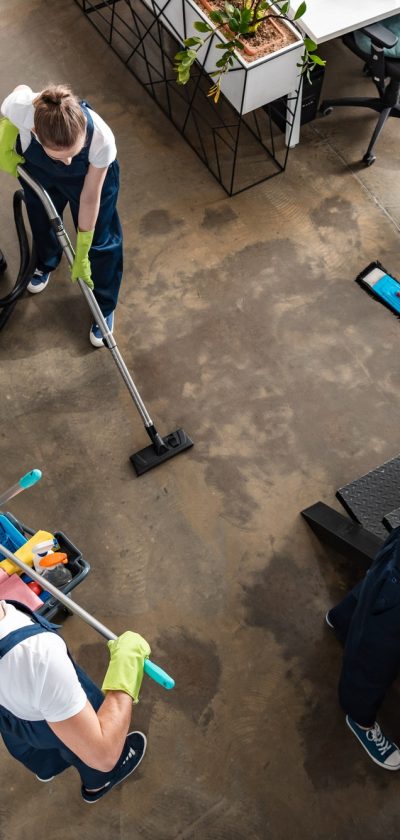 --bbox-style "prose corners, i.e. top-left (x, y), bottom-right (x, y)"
top-left (142, 0), bottom-right (304, 114)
